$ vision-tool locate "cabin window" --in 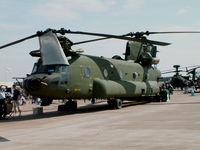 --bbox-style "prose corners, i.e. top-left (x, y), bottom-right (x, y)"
top-left (84, 67), bottom-right (90, 77)
top-left (119, 71), bottom-right (123, 79)
top-left (104, 69), bottom-right (108, 78)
